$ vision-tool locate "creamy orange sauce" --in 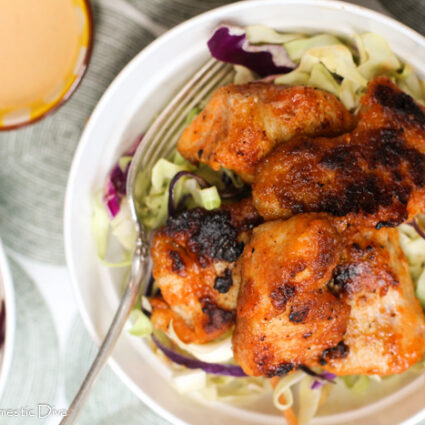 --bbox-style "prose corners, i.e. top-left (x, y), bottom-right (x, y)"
top-left (0, 0), bottom-right (80, 110)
